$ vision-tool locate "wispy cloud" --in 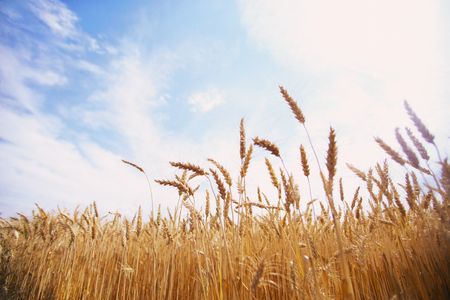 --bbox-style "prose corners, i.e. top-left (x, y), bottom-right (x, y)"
top-left (240, 0), bottom-right (442, 72)
top-left (29, 0), bottom-right (79, 38)
top-left (188, 87), bottom-right (225, 112)
top-left (76, 60), bottom-right (104, 74)
top-left (29, 0), bottom-right (99, 51)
